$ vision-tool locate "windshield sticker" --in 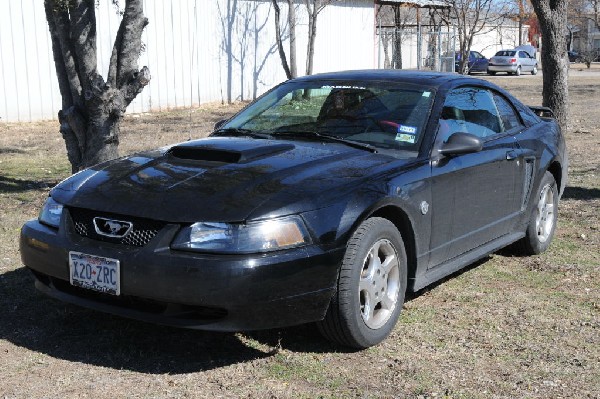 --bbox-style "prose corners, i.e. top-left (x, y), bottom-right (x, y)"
top-left (397, 125), bottom-right (417, 134)
top-left (395, 133), bottom-right (416, 143)
top-left (322, 85), bottom-right (367, 90)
